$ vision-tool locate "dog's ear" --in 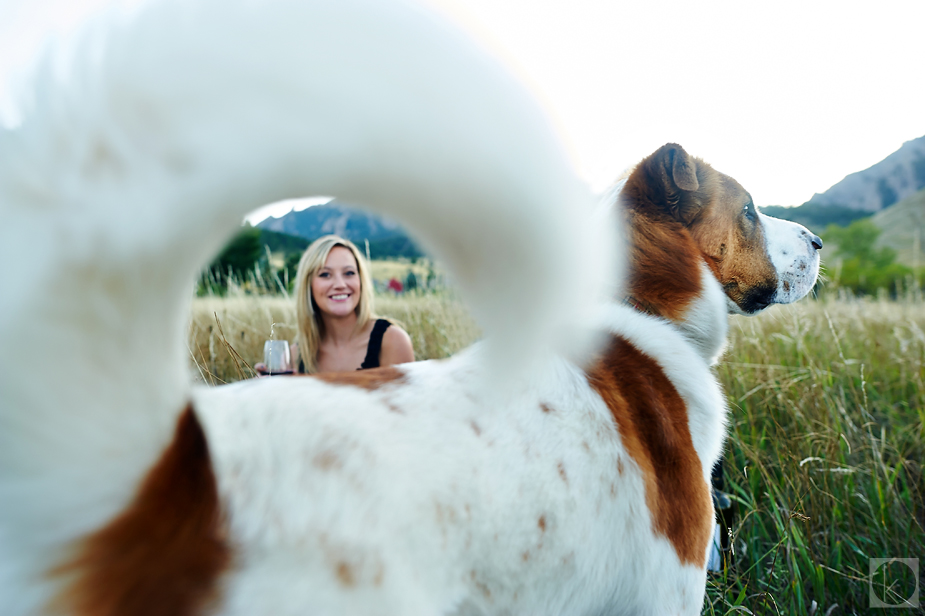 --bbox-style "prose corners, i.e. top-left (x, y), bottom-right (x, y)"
top-left (648, 143), bottom-right (701, 222)
top-left (665, 144), bottom-right (698, 192)
top-left (652, 143), bottom-right (699, 192)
